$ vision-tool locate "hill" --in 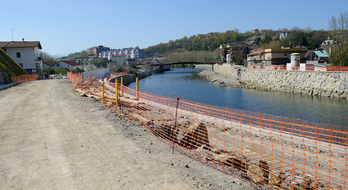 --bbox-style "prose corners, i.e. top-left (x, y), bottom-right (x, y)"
top-left (144, 29), bottom-right (329, 59)
top-left (0, 48), bottom-right (28, 84)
